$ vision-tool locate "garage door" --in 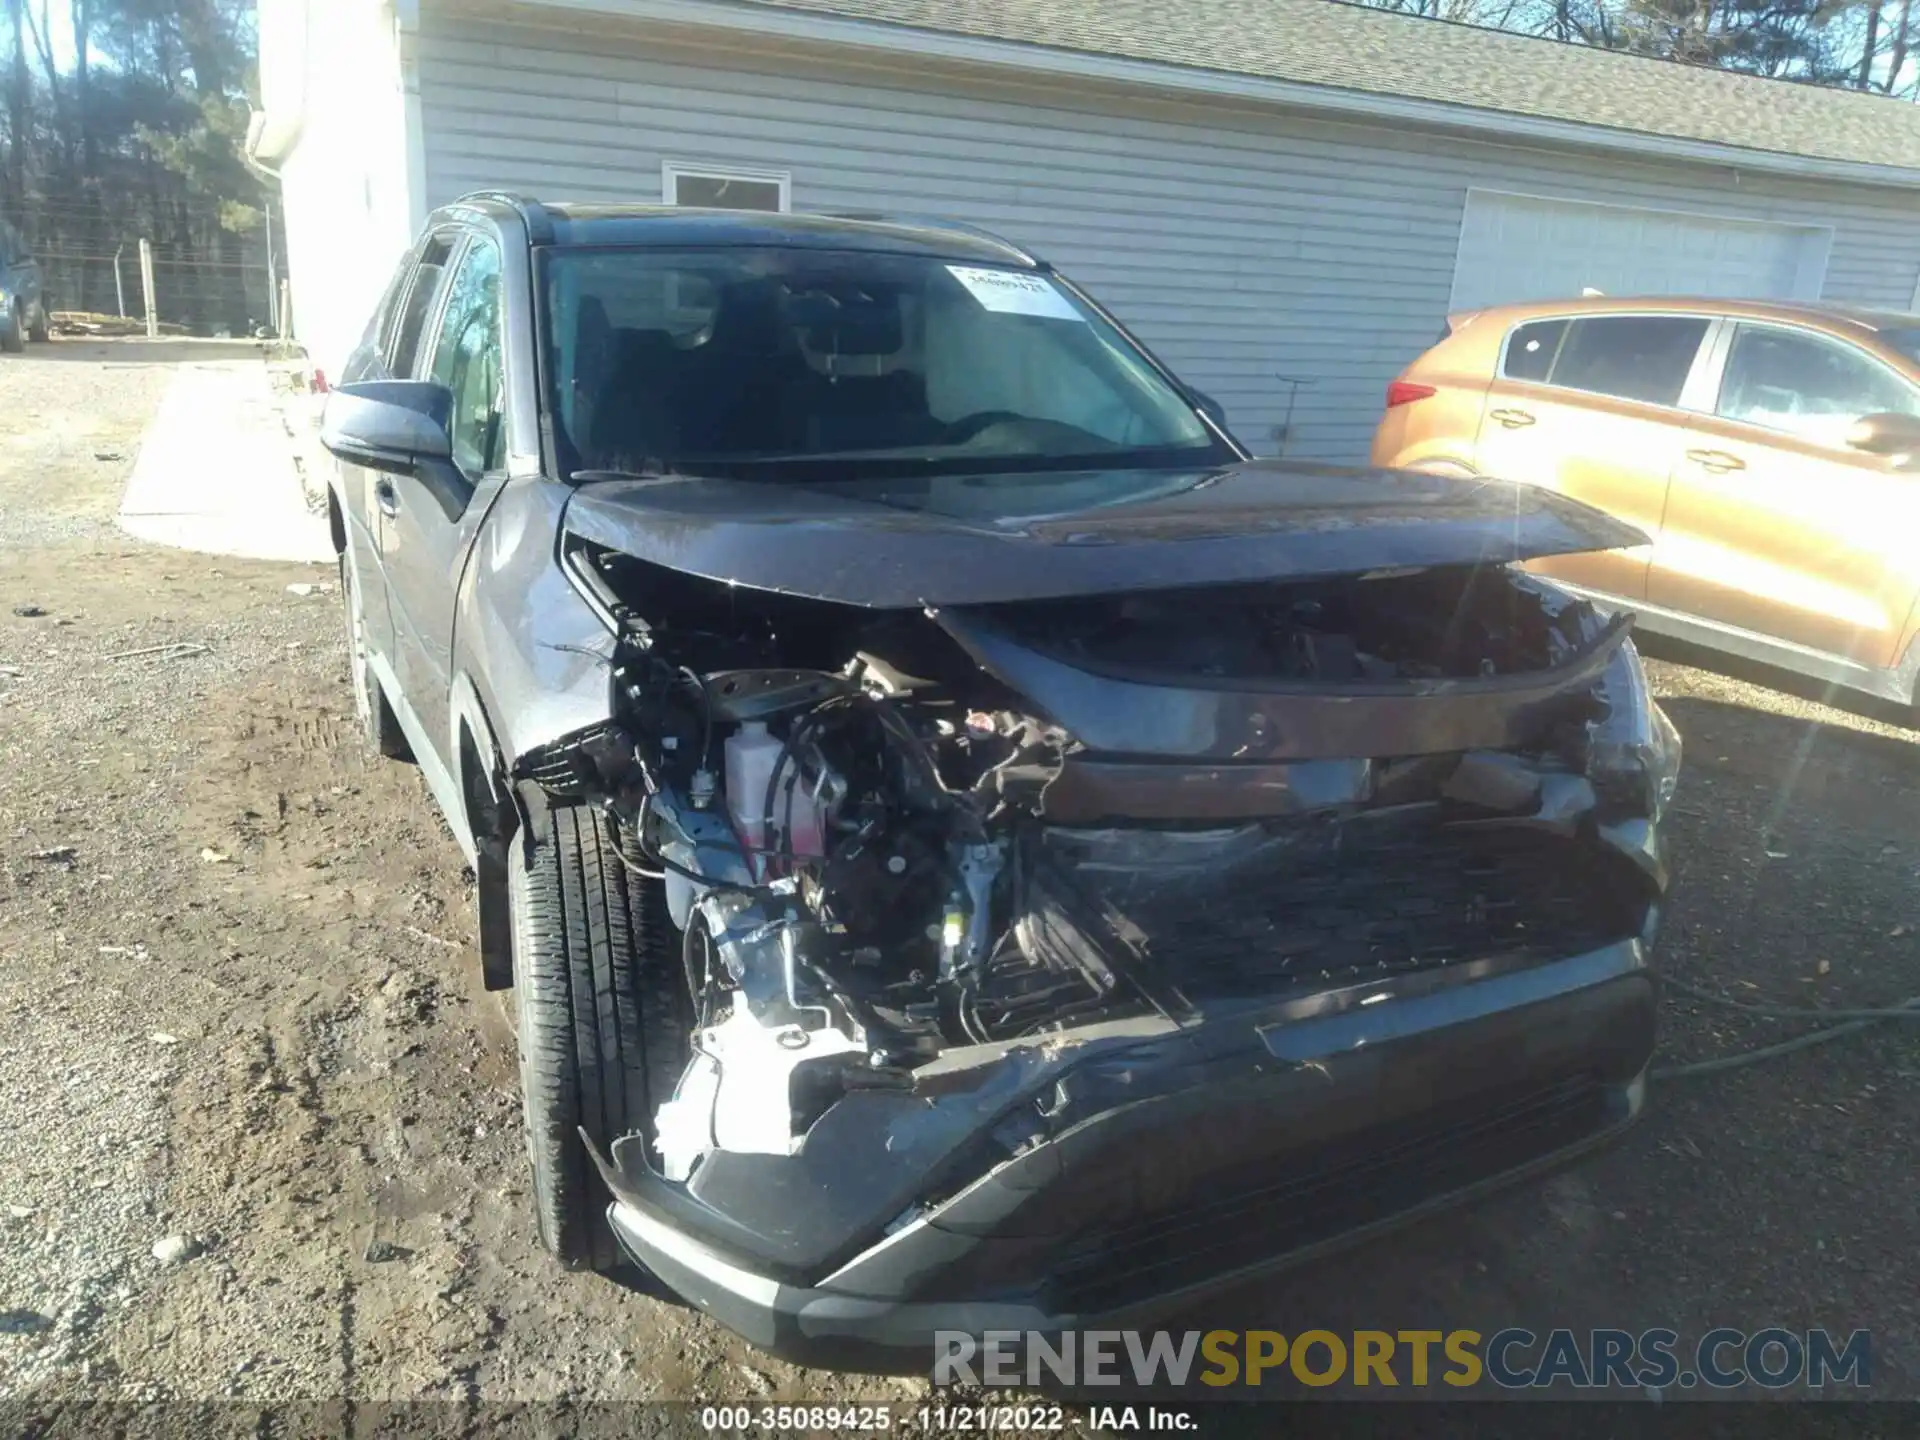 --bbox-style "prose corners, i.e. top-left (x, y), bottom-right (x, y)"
top-left (1449, 189), bottom-right (1832, 313)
